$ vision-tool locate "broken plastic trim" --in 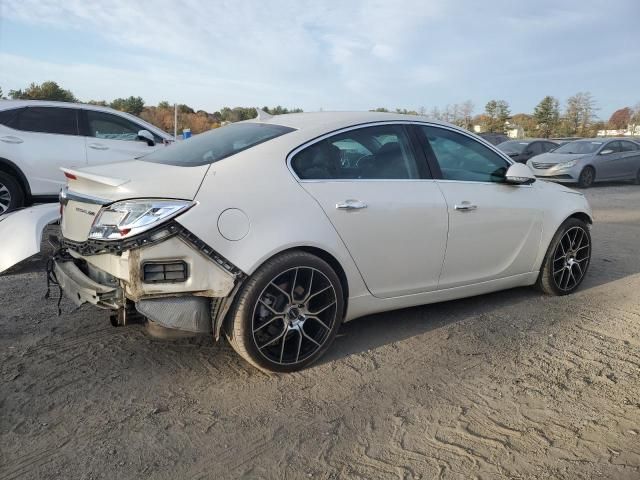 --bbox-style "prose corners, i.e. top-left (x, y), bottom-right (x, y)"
top-left (60, 221), bottom-right (246, 279)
